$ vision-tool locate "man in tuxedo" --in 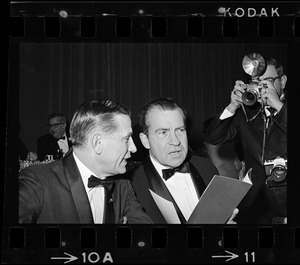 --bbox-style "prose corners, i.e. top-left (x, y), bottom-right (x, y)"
top-left (205, 57), bottom-right (287, 224)
top-left (127, 98), bottom-right (238, 224)
top-left (19, 99), bottom-right (153, 224)
top-left (37, 113), bottom-right (72, 161)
